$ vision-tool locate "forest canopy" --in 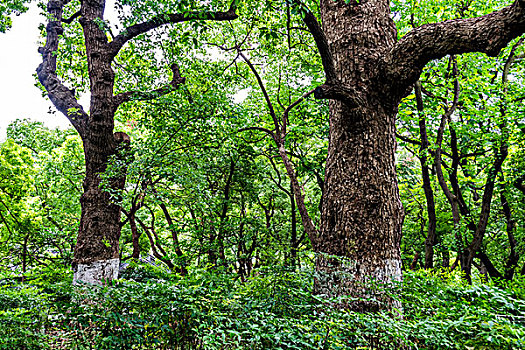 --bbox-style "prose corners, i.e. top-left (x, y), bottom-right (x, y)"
top-left (0, 0), bottom-right (524, 348)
